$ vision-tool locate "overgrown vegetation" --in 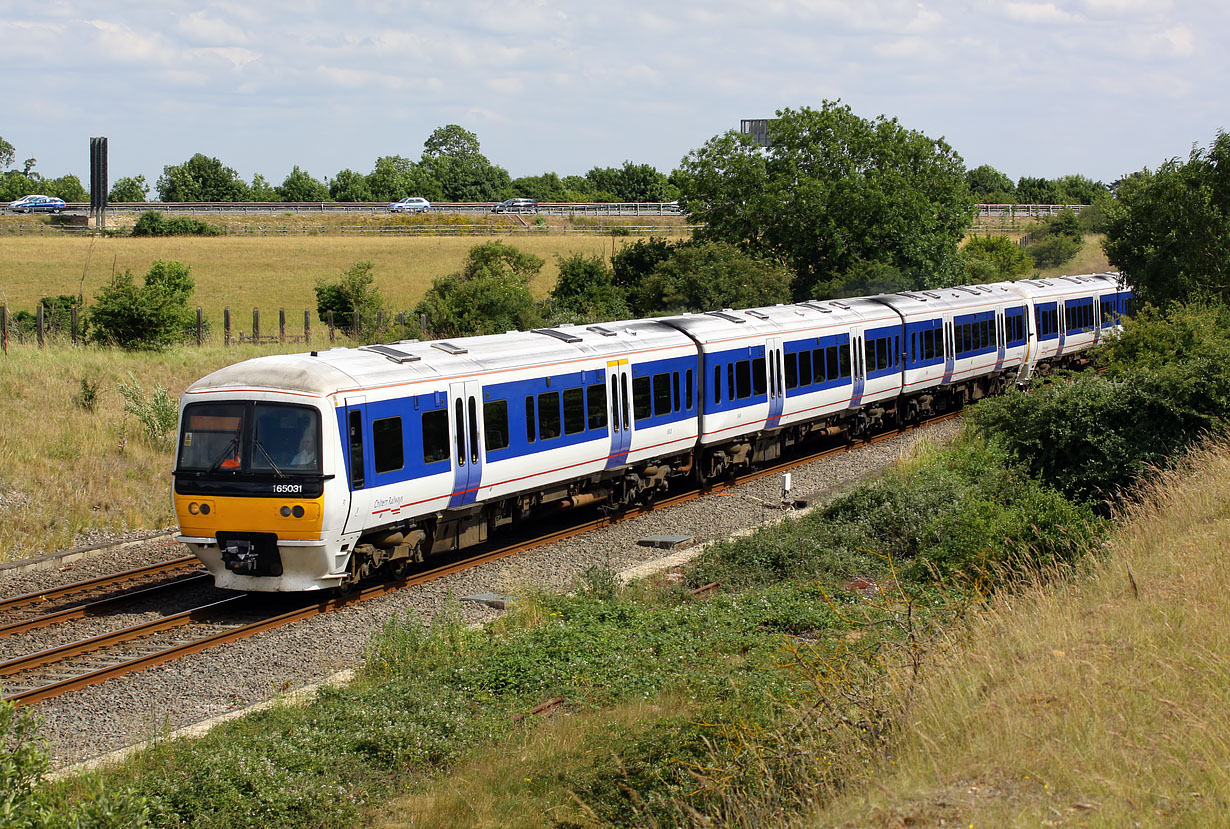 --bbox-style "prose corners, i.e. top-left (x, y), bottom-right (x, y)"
top-left (313, 260), bottom-right (387, 338)
top-left (130, 210), bottom-right (222, 238)
top-left (89, 259), bottom-right (199, 350)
